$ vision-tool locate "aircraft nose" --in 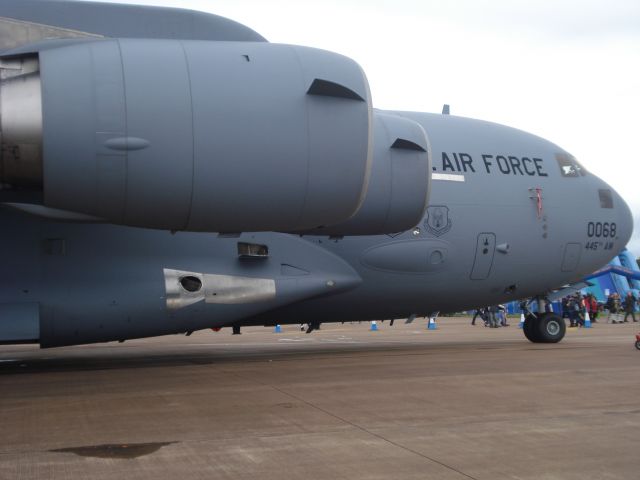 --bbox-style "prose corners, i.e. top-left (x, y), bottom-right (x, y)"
top-left (614, 188), bottom-right (634, 248)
